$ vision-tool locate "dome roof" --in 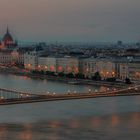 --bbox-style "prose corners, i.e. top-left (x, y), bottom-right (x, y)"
top-left (2, 28), bottom-right (13, 42)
